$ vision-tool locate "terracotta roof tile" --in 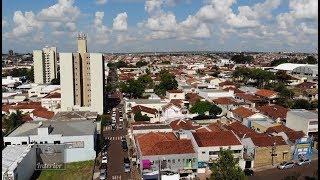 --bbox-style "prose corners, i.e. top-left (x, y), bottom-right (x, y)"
top-left (213, 97), bottom-right (239, 105)
top-left (224, 121), bottom-right (267, 138)
top-left (43, 92), bottom-right (61, 99)
top-left (232, 107), bottom-right (256, 118)
top-left (256, 105), bottom-right (288, 119)
top-left (131, 105), bottom-right (158, 115)
top-left (251, 136), bottom-right (288, 147)
top-left (219, 81), bottom-right (235, 87)
top-left (136, 132), bottom-right (194, 155)
top-left (255, 89), bottom-right (278, 98)
top-left (192, 131), bottom-right (241, 147)
top-left (32, 107), bottom-right (54, 119)
top-left (21, 114), bottom-right (33, 122)
top-left (285, 131), bottom-right (306, 143)
top-left (170, 120), bottom-right (196, 131)
top-left (235, 93), bottom-right (263, 102)
top-left (265, 125), bottom-right (295, 134)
